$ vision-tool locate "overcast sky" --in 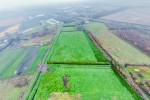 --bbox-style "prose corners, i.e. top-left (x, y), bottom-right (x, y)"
top-left (1, 0), bottom-right (149, 10)
top-left (0, 0), bottom-right (84, 10)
